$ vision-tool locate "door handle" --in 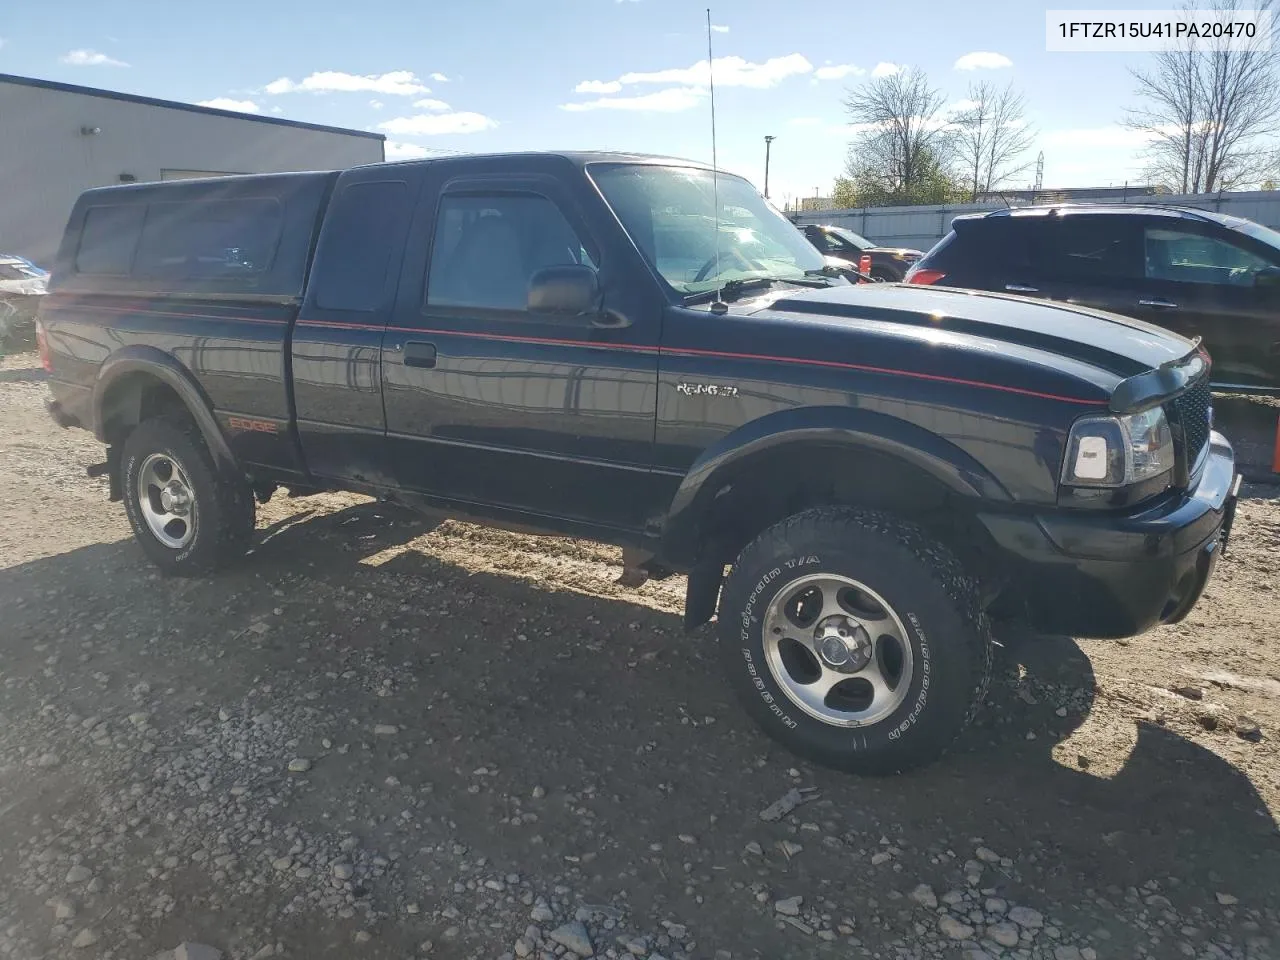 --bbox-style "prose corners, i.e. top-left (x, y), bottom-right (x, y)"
top-left (1138, 298), bottom-right (1178, 309)
top-left (1005, 284), bottom-right (1039, 293)
top-left (403, 341), bottom-right (437, 368)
